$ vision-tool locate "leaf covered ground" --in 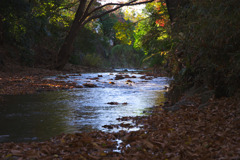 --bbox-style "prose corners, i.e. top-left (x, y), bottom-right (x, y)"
top-left (0, 68), bottom-right (74, 96)
top-left (0, 66), bottom-right (107, 101)
top-left (0, 69), bottom-right (239, 159)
